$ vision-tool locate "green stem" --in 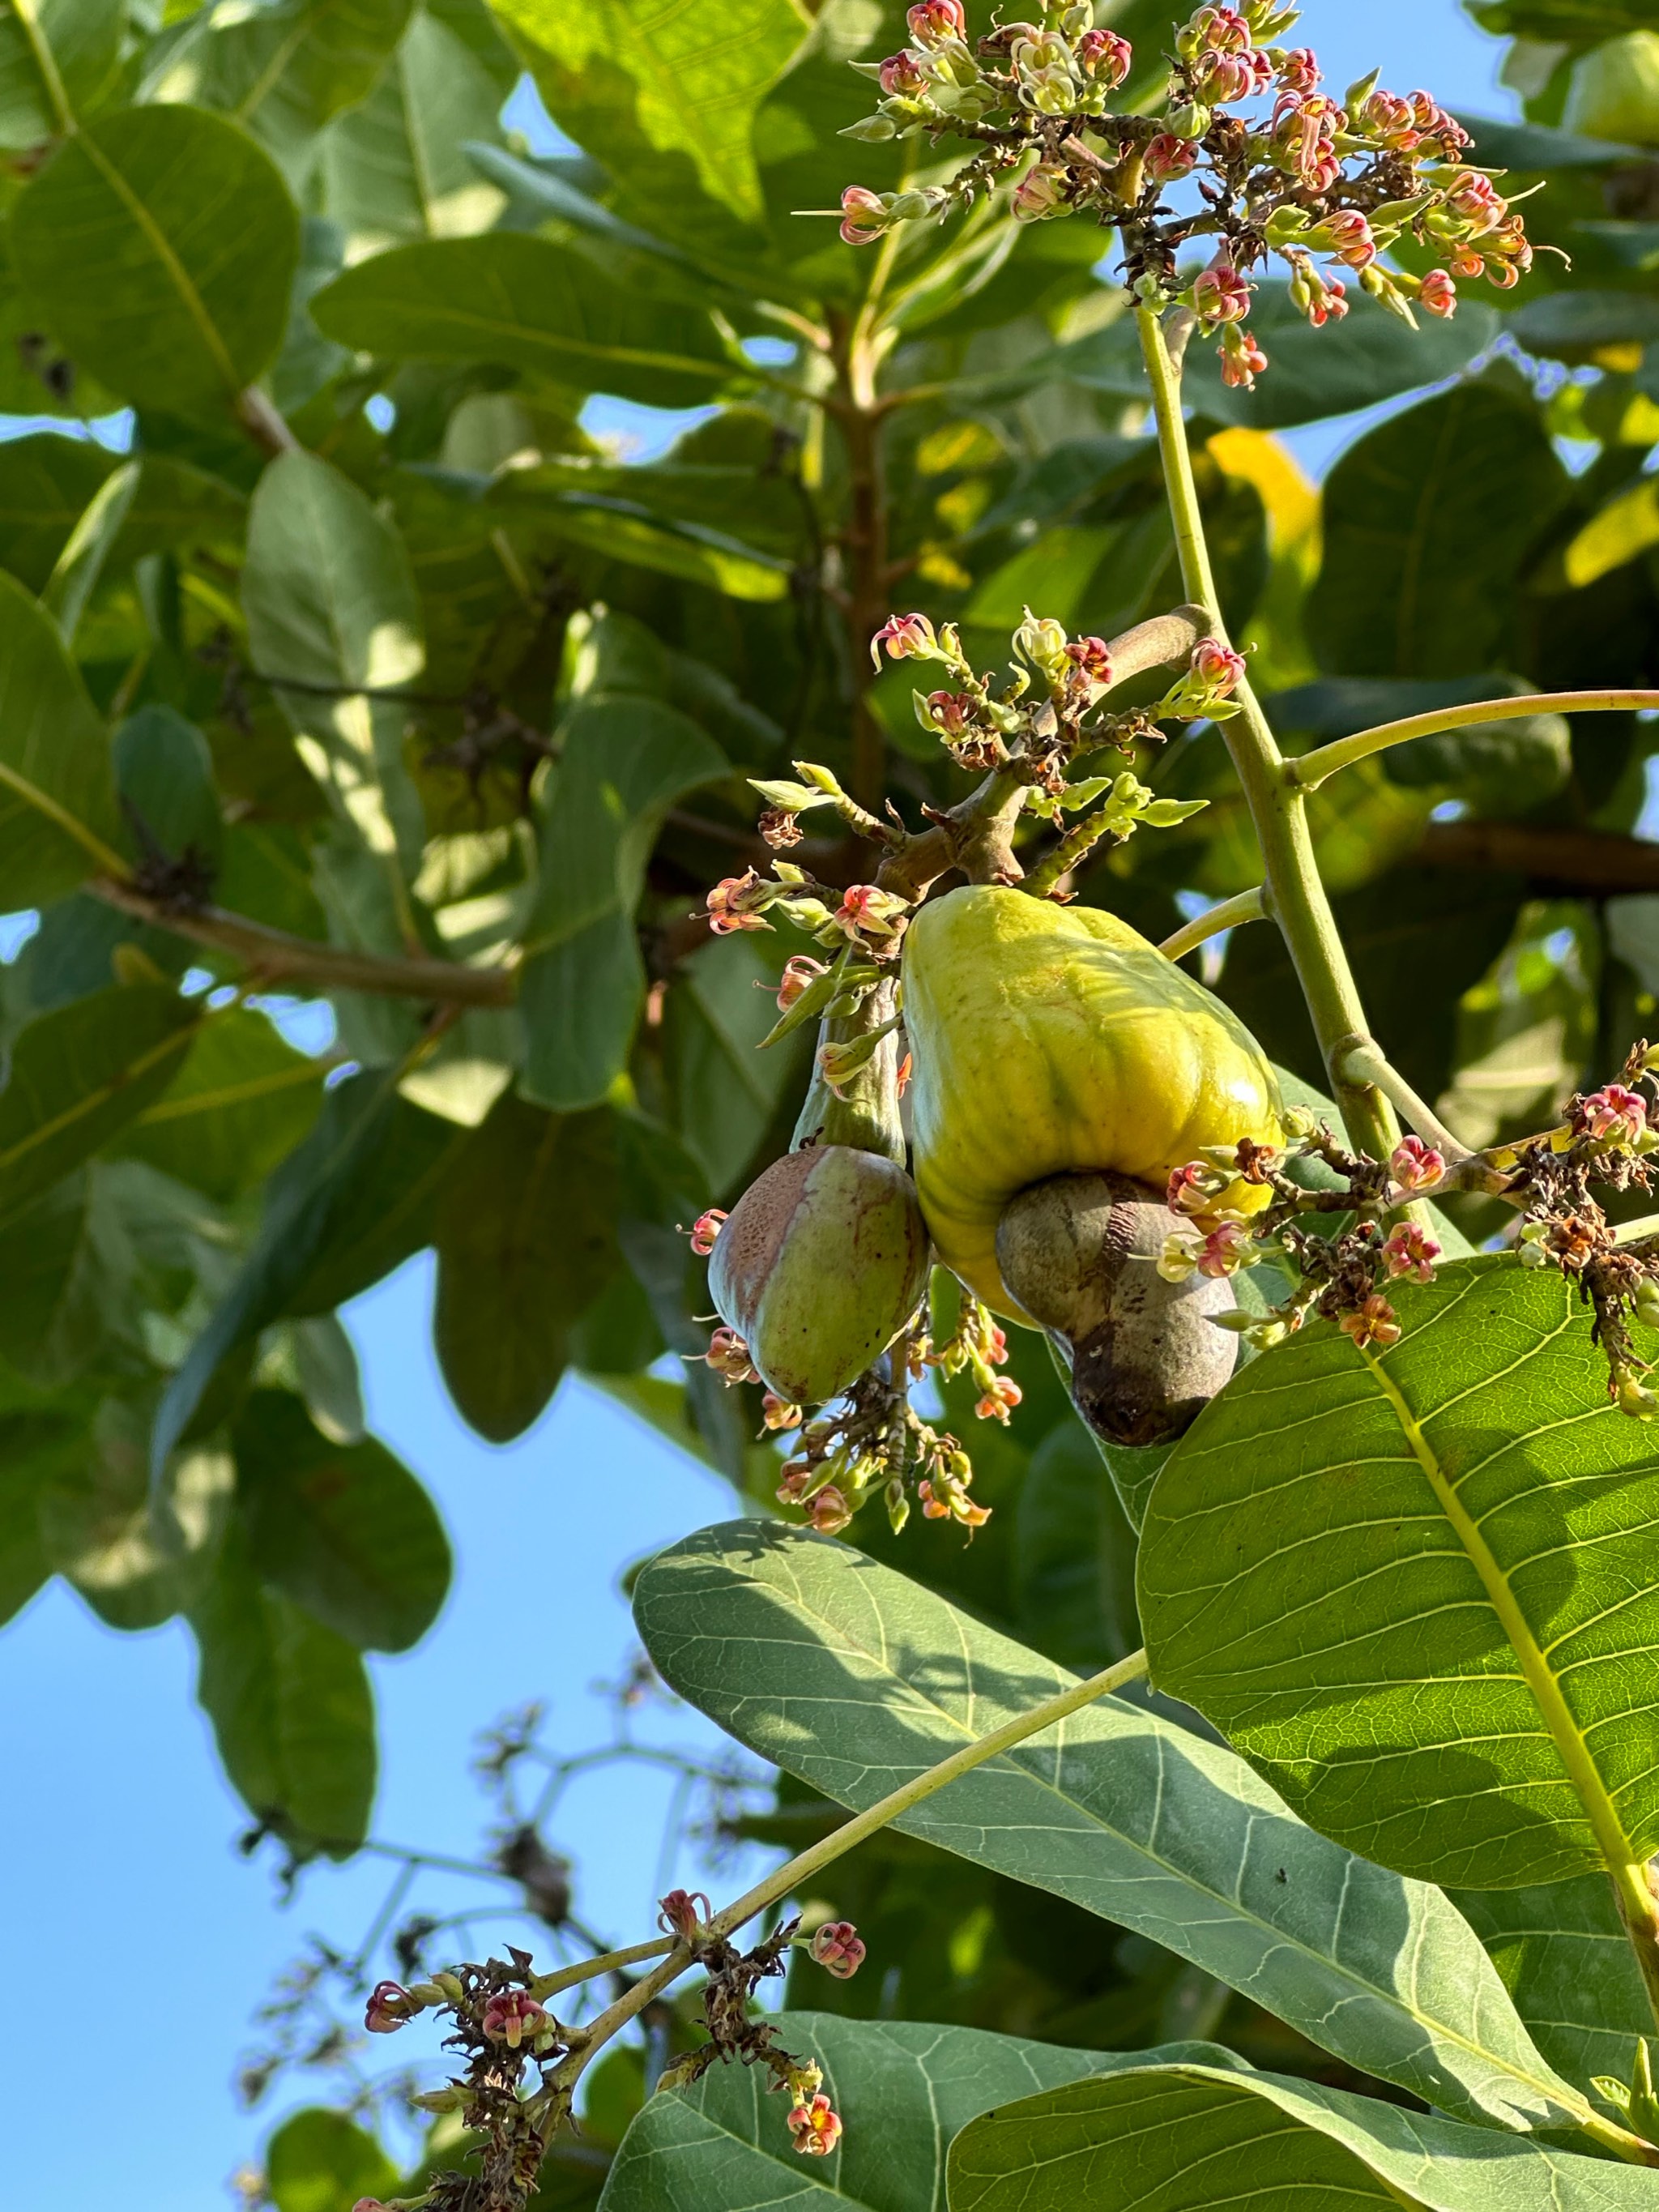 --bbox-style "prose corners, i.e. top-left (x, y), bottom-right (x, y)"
top-left (1293, 689), bottom-right (1659, 790)
top-left (1158, 885), bottom-right (1269, 964)
top-left (1134, 306), bottom-right (1399, 1165)
top-left (1333, 1036), bottom-right (1472, 1163)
